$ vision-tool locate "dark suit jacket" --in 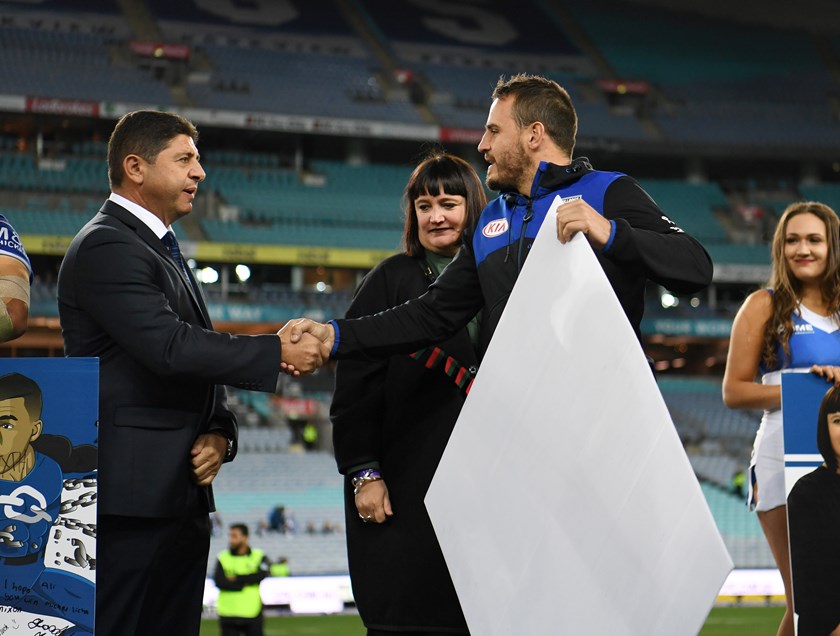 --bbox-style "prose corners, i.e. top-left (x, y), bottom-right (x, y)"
top-left (57, 200), bottom-right (281, 518)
